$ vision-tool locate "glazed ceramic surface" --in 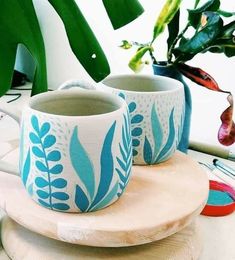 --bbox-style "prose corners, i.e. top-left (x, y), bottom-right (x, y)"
top-left (100, 75), bottom-right (185, 165)
top-left (1, 90), bottom-right (132, 213)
